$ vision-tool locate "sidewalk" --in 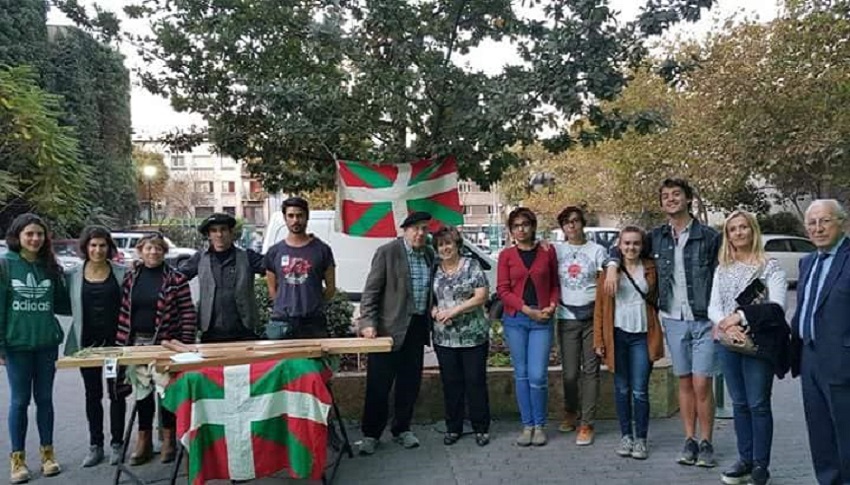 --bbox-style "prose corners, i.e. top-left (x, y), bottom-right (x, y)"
top-left (0, 368), bottom-right (814, 484)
